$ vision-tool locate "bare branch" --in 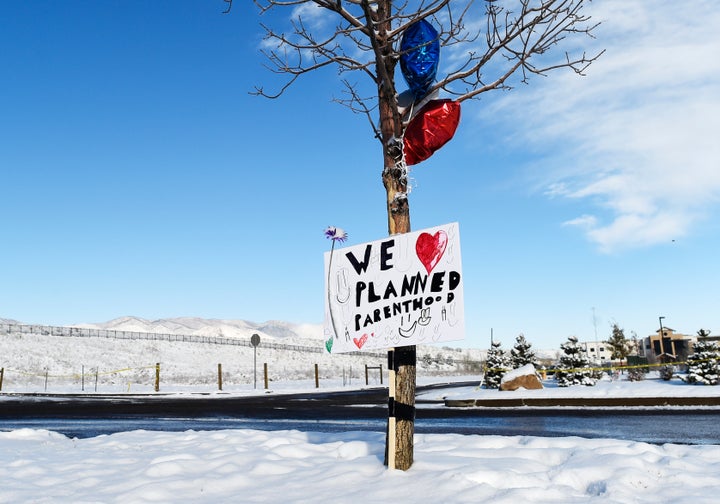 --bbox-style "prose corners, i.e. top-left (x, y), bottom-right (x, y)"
top-left (334, 79), bottom-right (381, 138)
top-left (246, 0), bottom-right (603, 126)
